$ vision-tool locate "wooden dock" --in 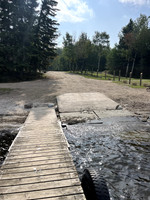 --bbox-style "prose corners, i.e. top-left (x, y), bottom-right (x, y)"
top-left (0, 106), bottom-right (85, 200)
